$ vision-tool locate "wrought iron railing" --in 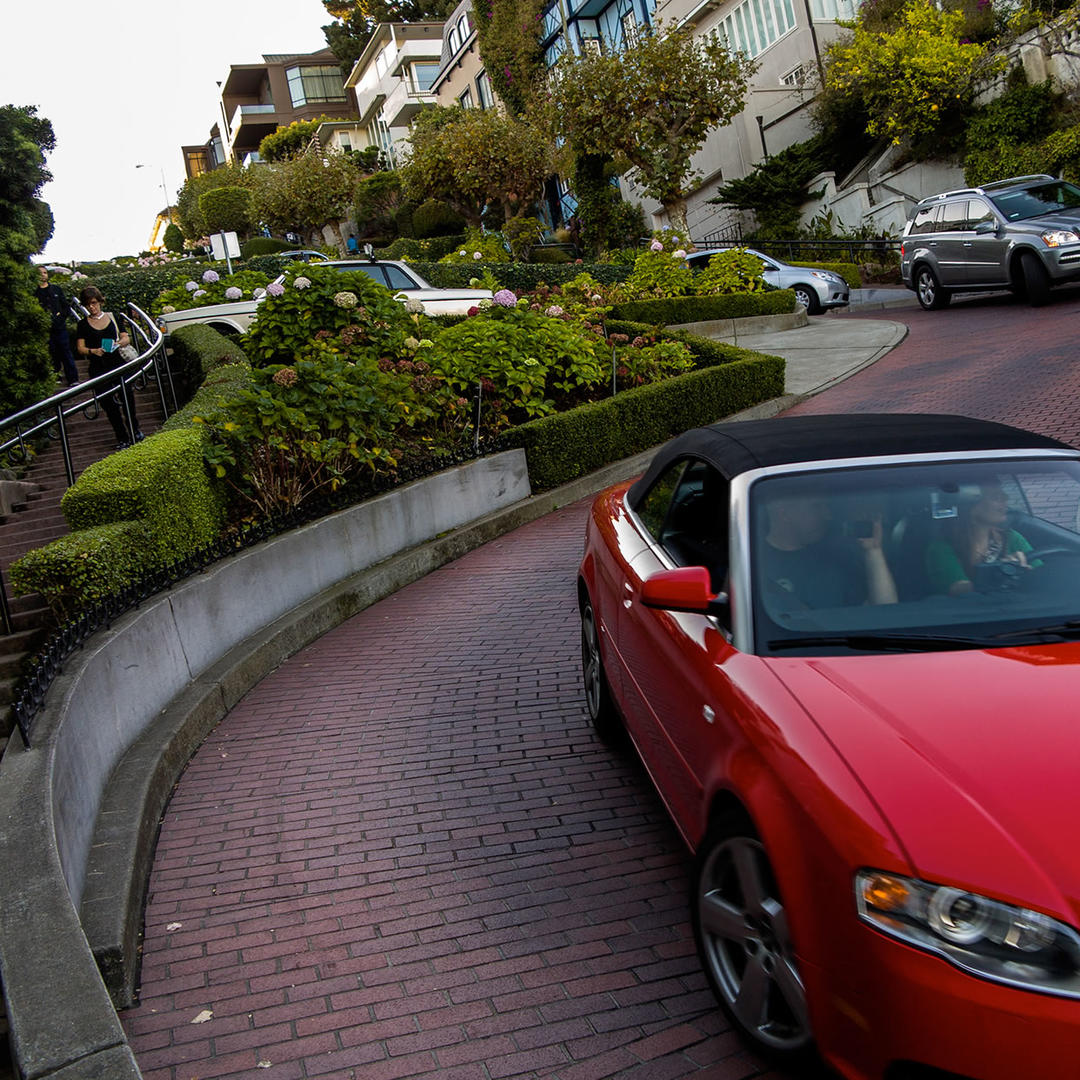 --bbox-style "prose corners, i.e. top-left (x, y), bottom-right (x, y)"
top-left (0, 304), bottom-right (175, 636)
top-left (694, 231), bottom-right (902, 264)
